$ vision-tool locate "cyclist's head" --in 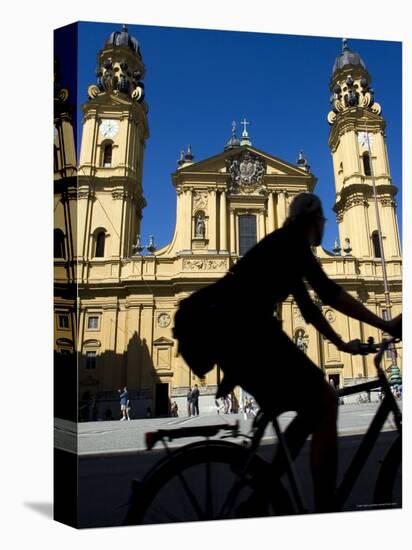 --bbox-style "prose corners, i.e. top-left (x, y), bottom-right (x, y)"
top-left (285, 193), bottom-right (326, 246)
